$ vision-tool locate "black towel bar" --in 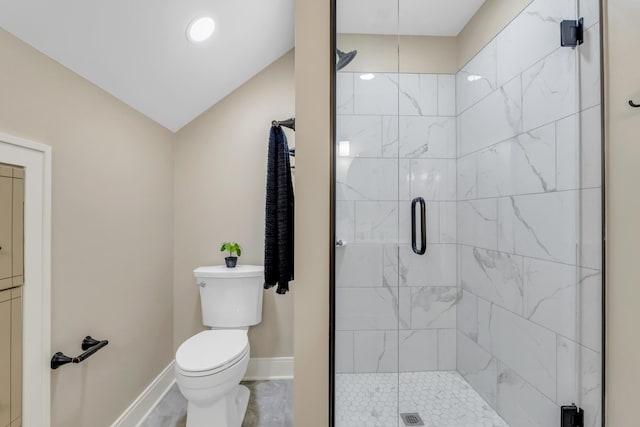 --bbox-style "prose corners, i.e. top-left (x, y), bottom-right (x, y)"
top-left (51, 336), bottom-right (109, 369)
top-left (629, 100), bottom-right (640, 108)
